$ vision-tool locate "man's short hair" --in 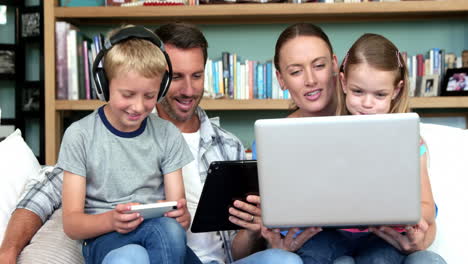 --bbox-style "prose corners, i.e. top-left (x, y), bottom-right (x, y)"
top-left (154, 22), bottom-right (208, 64)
